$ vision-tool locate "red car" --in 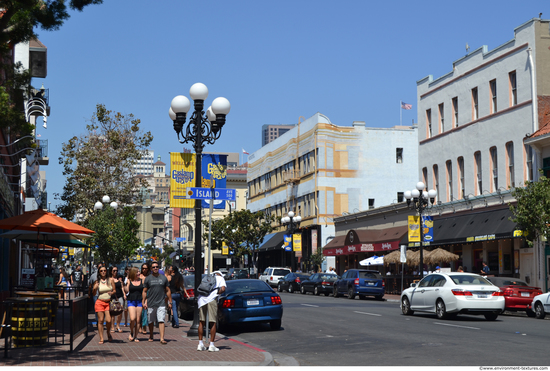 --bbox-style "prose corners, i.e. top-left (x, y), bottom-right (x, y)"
top-left (487, 277), bottom-right (542, 317)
